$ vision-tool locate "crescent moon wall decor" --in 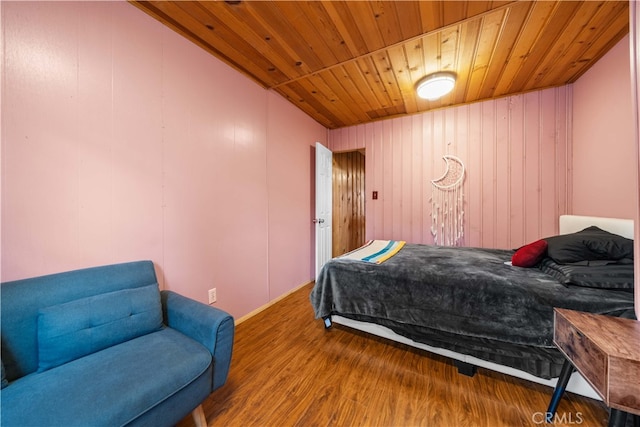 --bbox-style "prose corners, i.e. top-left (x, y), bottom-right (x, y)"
top-left (431, 155), bottom-right (465, 246)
